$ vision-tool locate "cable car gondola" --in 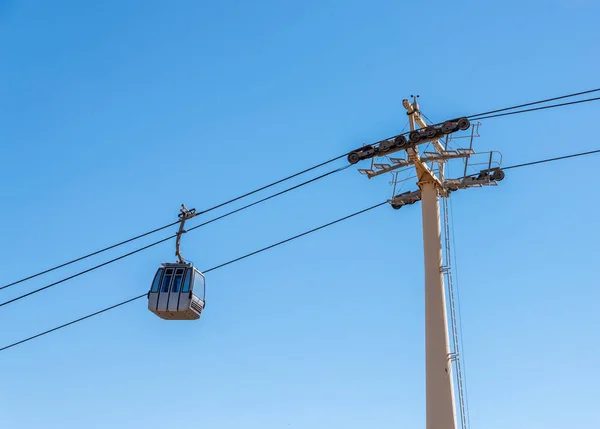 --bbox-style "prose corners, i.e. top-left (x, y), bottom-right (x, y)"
top-left (148, 262), bottom-right (205, 320)
top-left (147, 205), bottom-right (206, 320)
